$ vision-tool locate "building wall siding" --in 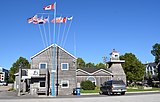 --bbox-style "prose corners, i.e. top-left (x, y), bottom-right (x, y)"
top-left (31, 45), bottom-right (76, 96)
